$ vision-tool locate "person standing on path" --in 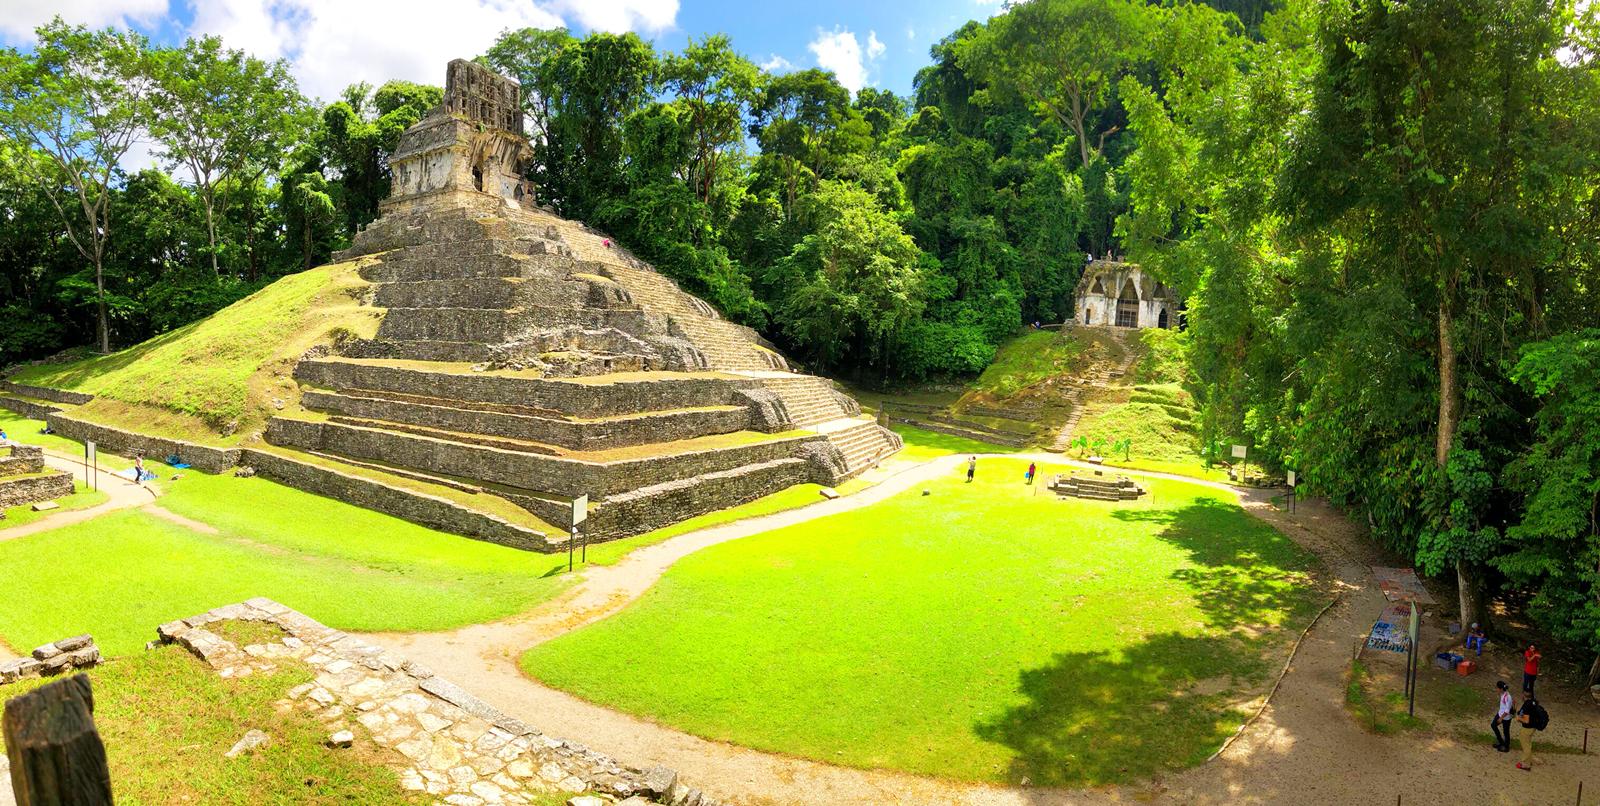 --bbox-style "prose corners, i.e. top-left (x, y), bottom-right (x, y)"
top-left (1523, 644), bottom-right (1541, 694)
top-left (1491, 680), bottom-right (1513, 752)
top-left (967, 456), bottom-right (976, 483)
top-left (1515, 695), bottom-right (1548, 770)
